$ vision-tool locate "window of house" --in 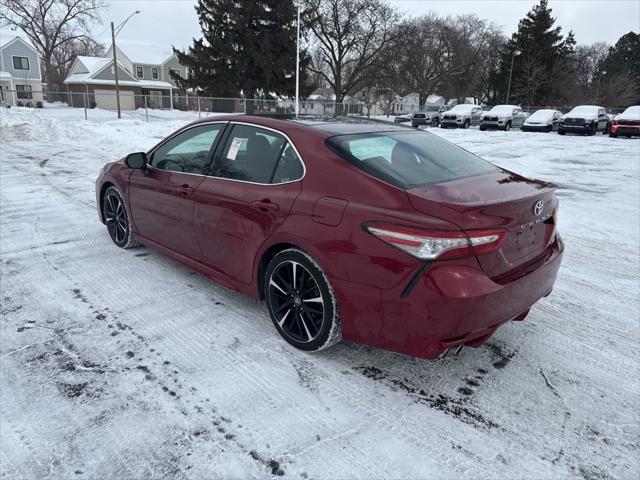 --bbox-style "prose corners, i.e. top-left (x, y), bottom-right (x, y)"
top-left (136, 66), bottom-right (143, 78)
top-left (13, 56), bottom-right (30, 70)
top-left (152, 67), bottom-right (159, 79)
top-left (169, 69), bottom-right (181, 79)
top-left (16, 85), bottom-right (33, 99)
